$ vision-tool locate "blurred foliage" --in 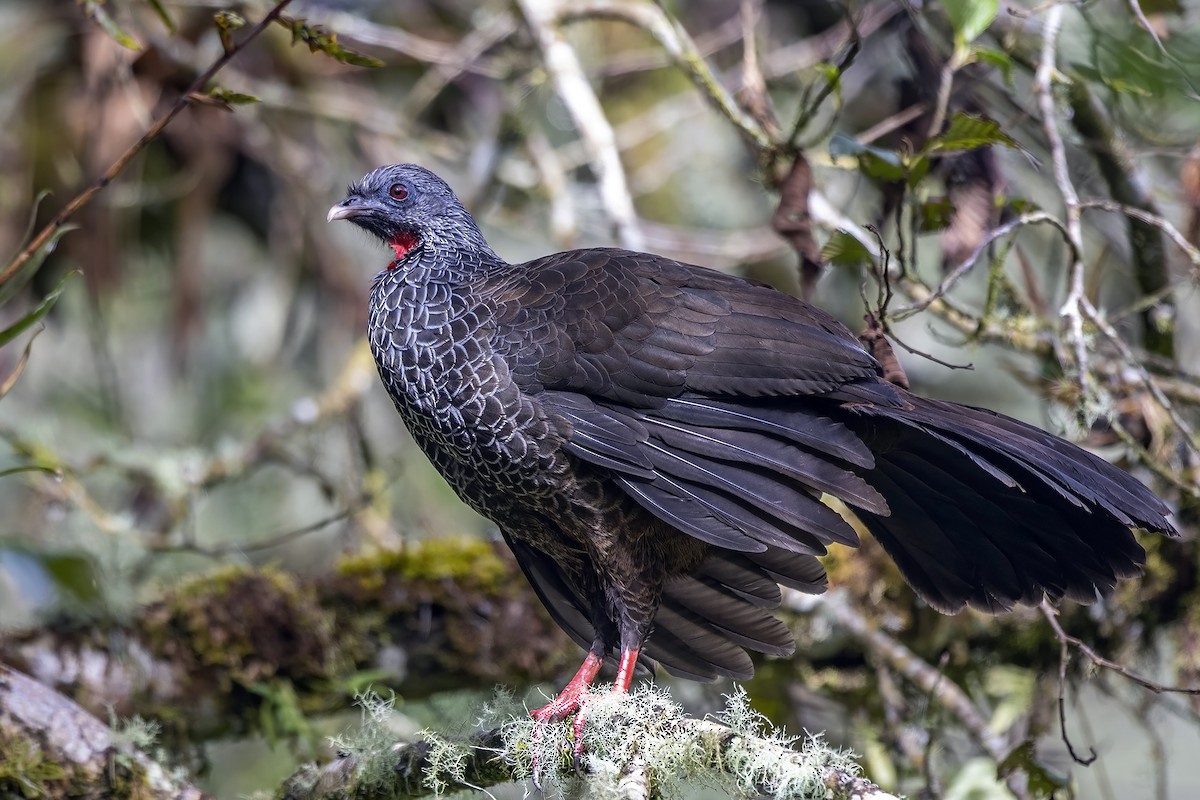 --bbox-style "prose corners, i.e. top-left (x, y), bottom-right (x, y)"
top-left (0, 0), bottom-right (1198, 797)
